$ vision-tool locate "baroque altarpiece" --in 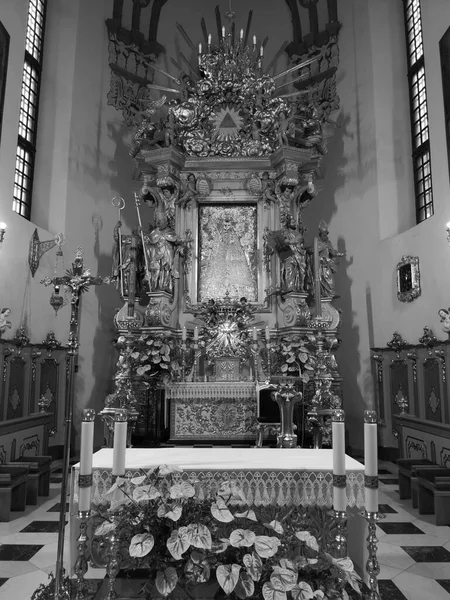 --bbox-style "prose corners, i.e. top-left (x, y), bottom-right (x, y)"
top-left (103, 15), bottom-right (344, 446)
